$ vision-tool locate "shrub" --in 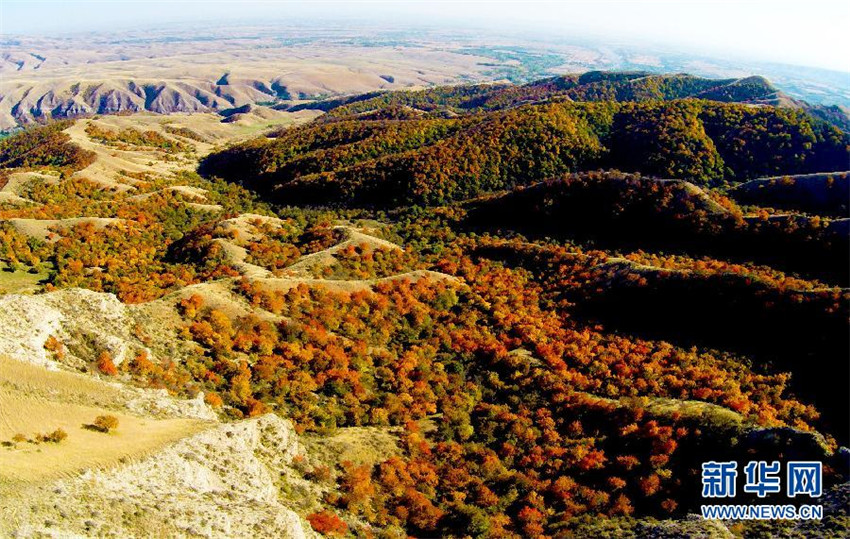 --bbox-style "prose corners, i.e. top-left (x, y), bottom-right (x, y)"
top-left (178, 293), bottom-right (204, 319)
top-left (291, 454), bottom-right (310, 475)
top-left (92, 415), bottom-right (119, 433)
top-left (307, 465), bottom-right (333, 483)
top-left (44, 335), bottom-right (65, 359)
top-left (204, 391), bottom-right (224, 408)
top-left (306, 510), bottom-right (348, 536)
top-left (45, 428), bottom-right (68, 443)
top-left (126, 350), bottom-right (155, 377)
top-left (35, 428), bottom-right (68, 443)
top-left (96, 351), bottom-right (119, 376)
